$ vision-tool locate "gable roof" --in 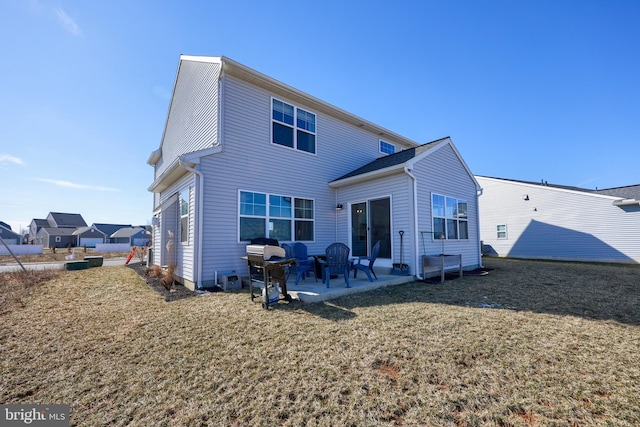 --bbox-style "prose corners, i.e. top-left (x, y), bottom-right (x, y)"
top-left (594, 184), bottom-right (640, 199)
top-left (476, 176), bottom-right (640, 198)
top-left (0, 223), bottom-right (20, 238)
top-left (329, 137), bottom-right (479, 189)
top-left (149, 55), bottom-right (424, 167)
top-left (111, 226), bottom-right (146, 238)
top-left (47, 212), bottom-right (87, 228)
top-left (72, 226), bottom-right (106, 236)
top-left (92, 223), bottom-right (132, 237)
top-left (38, 227), bottom-right (77, 237)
